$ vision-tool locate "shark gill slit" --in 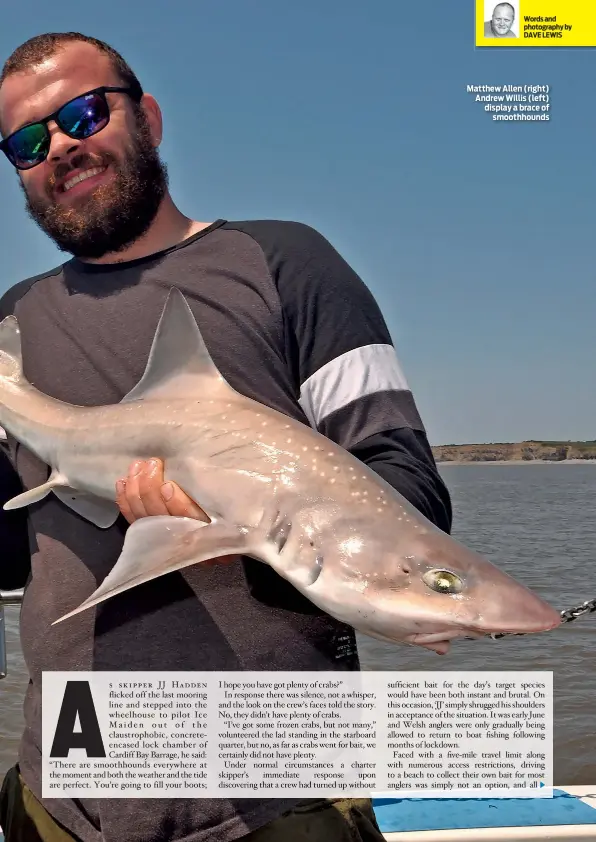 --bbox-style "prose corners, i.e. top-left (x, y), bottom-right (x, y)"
top-left (267, 509), bottom-right (292, 553)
